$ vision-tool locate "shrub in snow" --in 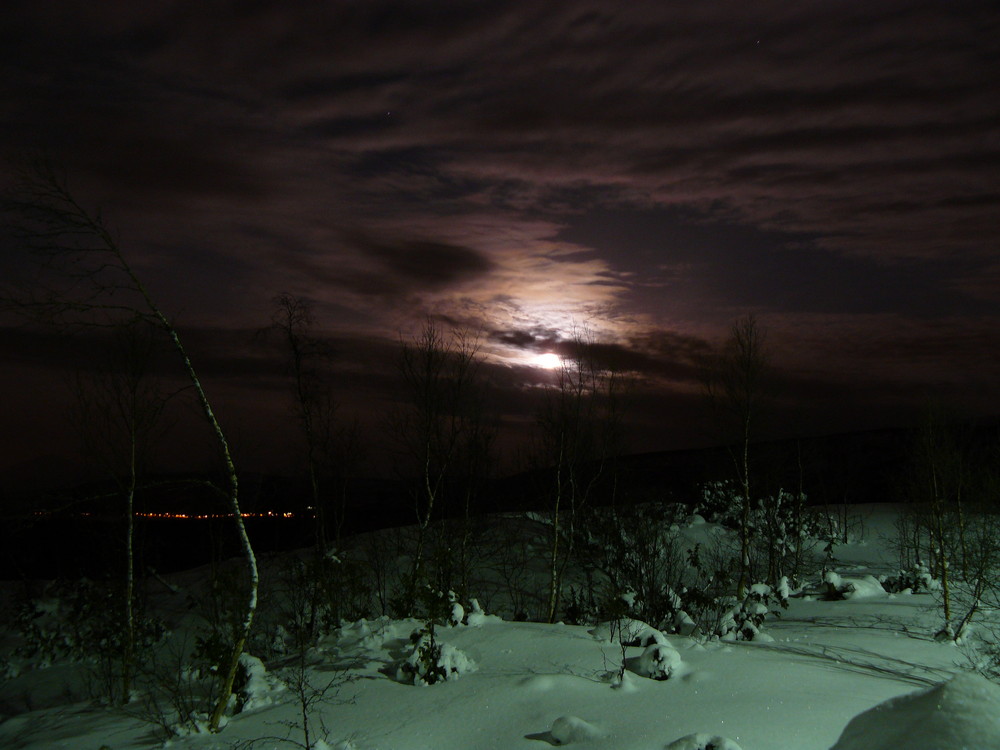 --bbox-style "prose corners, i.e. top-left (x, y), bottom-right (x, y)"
top-left (697, 481), bottom-right (818, 586)
top-left (589, 615), bottom-right (672, 684)
top-left (395, 585), bottom-right (478, 684)
top-left (550, 715), bottom-right (600, 744)
top-left (823, 571), bottom-right (887, 600)
top-left (635, 642), bottom-right (683, 680)
top-left (879, 562), bottom-right (940, 594)
top-left (679, 542), bottom-right (740, 638)
top-left (665, 733), bottom-right (743, 750)
top-left (830, 672), bottom-right (1000, 750)
top-left (466, 598), bottom-right (486, 626)
top-left (272, 552), bottom-right (372, 655)
top-left (408, 585), bottom-right (465, 626)
top-left (590, 616), bottom-right (668, 647)
top-left (697, 480), bottom-right (743, 527)
top-left (718, 582), bottom-right (787, 641)
top-left (188, 566), bottom-right (267, 690)
top-left (450, 599), bottom-right (465, 627)
top-left (13, 578), bottom-right (165, 704)
top-left (585, 503), bottom-right (690, 631)
top-left (757, 488), bottom-right (818, 581)
top-left (192, 626), bottom-right (233, 687)
top-left (234, 652), bottom-right (284, 712)
top-left (397, 623), bottom-right (475, 685)
top-left (465, 598), bottom-right (502, 627)
top-left (563, 585), bottom-right (600, 626)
